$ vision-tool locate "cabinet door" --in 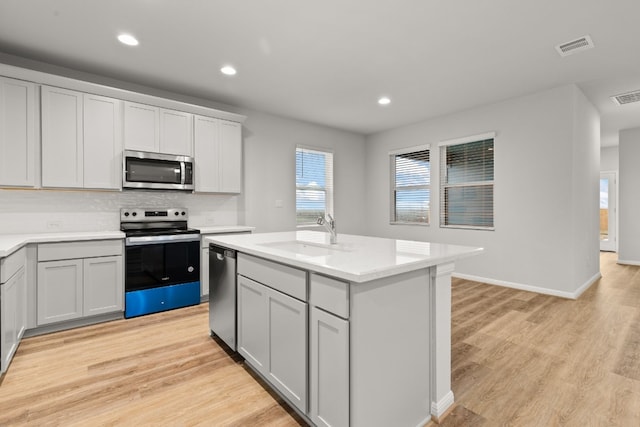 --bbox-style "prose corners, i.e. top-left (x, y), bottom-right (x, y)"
top-left (160, 109), bottom-right (193, 156)
top-left (201, 246), bottom-right (209, 297)
top-left (237, 276), bottom-right (269, 373)
top-left (219, 120), bottom-right (242, 193)
top-left (37, 259), bottom-right (83, 325)
top-left (1, 269), bottom-right (23, 373)
top-left (83, 94), bottom-right (123, 189)
top-left (0, 77), bottom-right (36, 187)
top-left (41, 86), bottom-right (84, 188)
top-left (123, 101), bottom-right (159, 152)
top-left (193, 115), bottom-right (221, 192)
top-left (310, 307), bottom-right (349, 427)
top-left (16, 265), bottom-right (27, 342)
top-left (266, 286), bottom-right (308, 413)
top-left (83, 256), bottom-right (123, 316)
